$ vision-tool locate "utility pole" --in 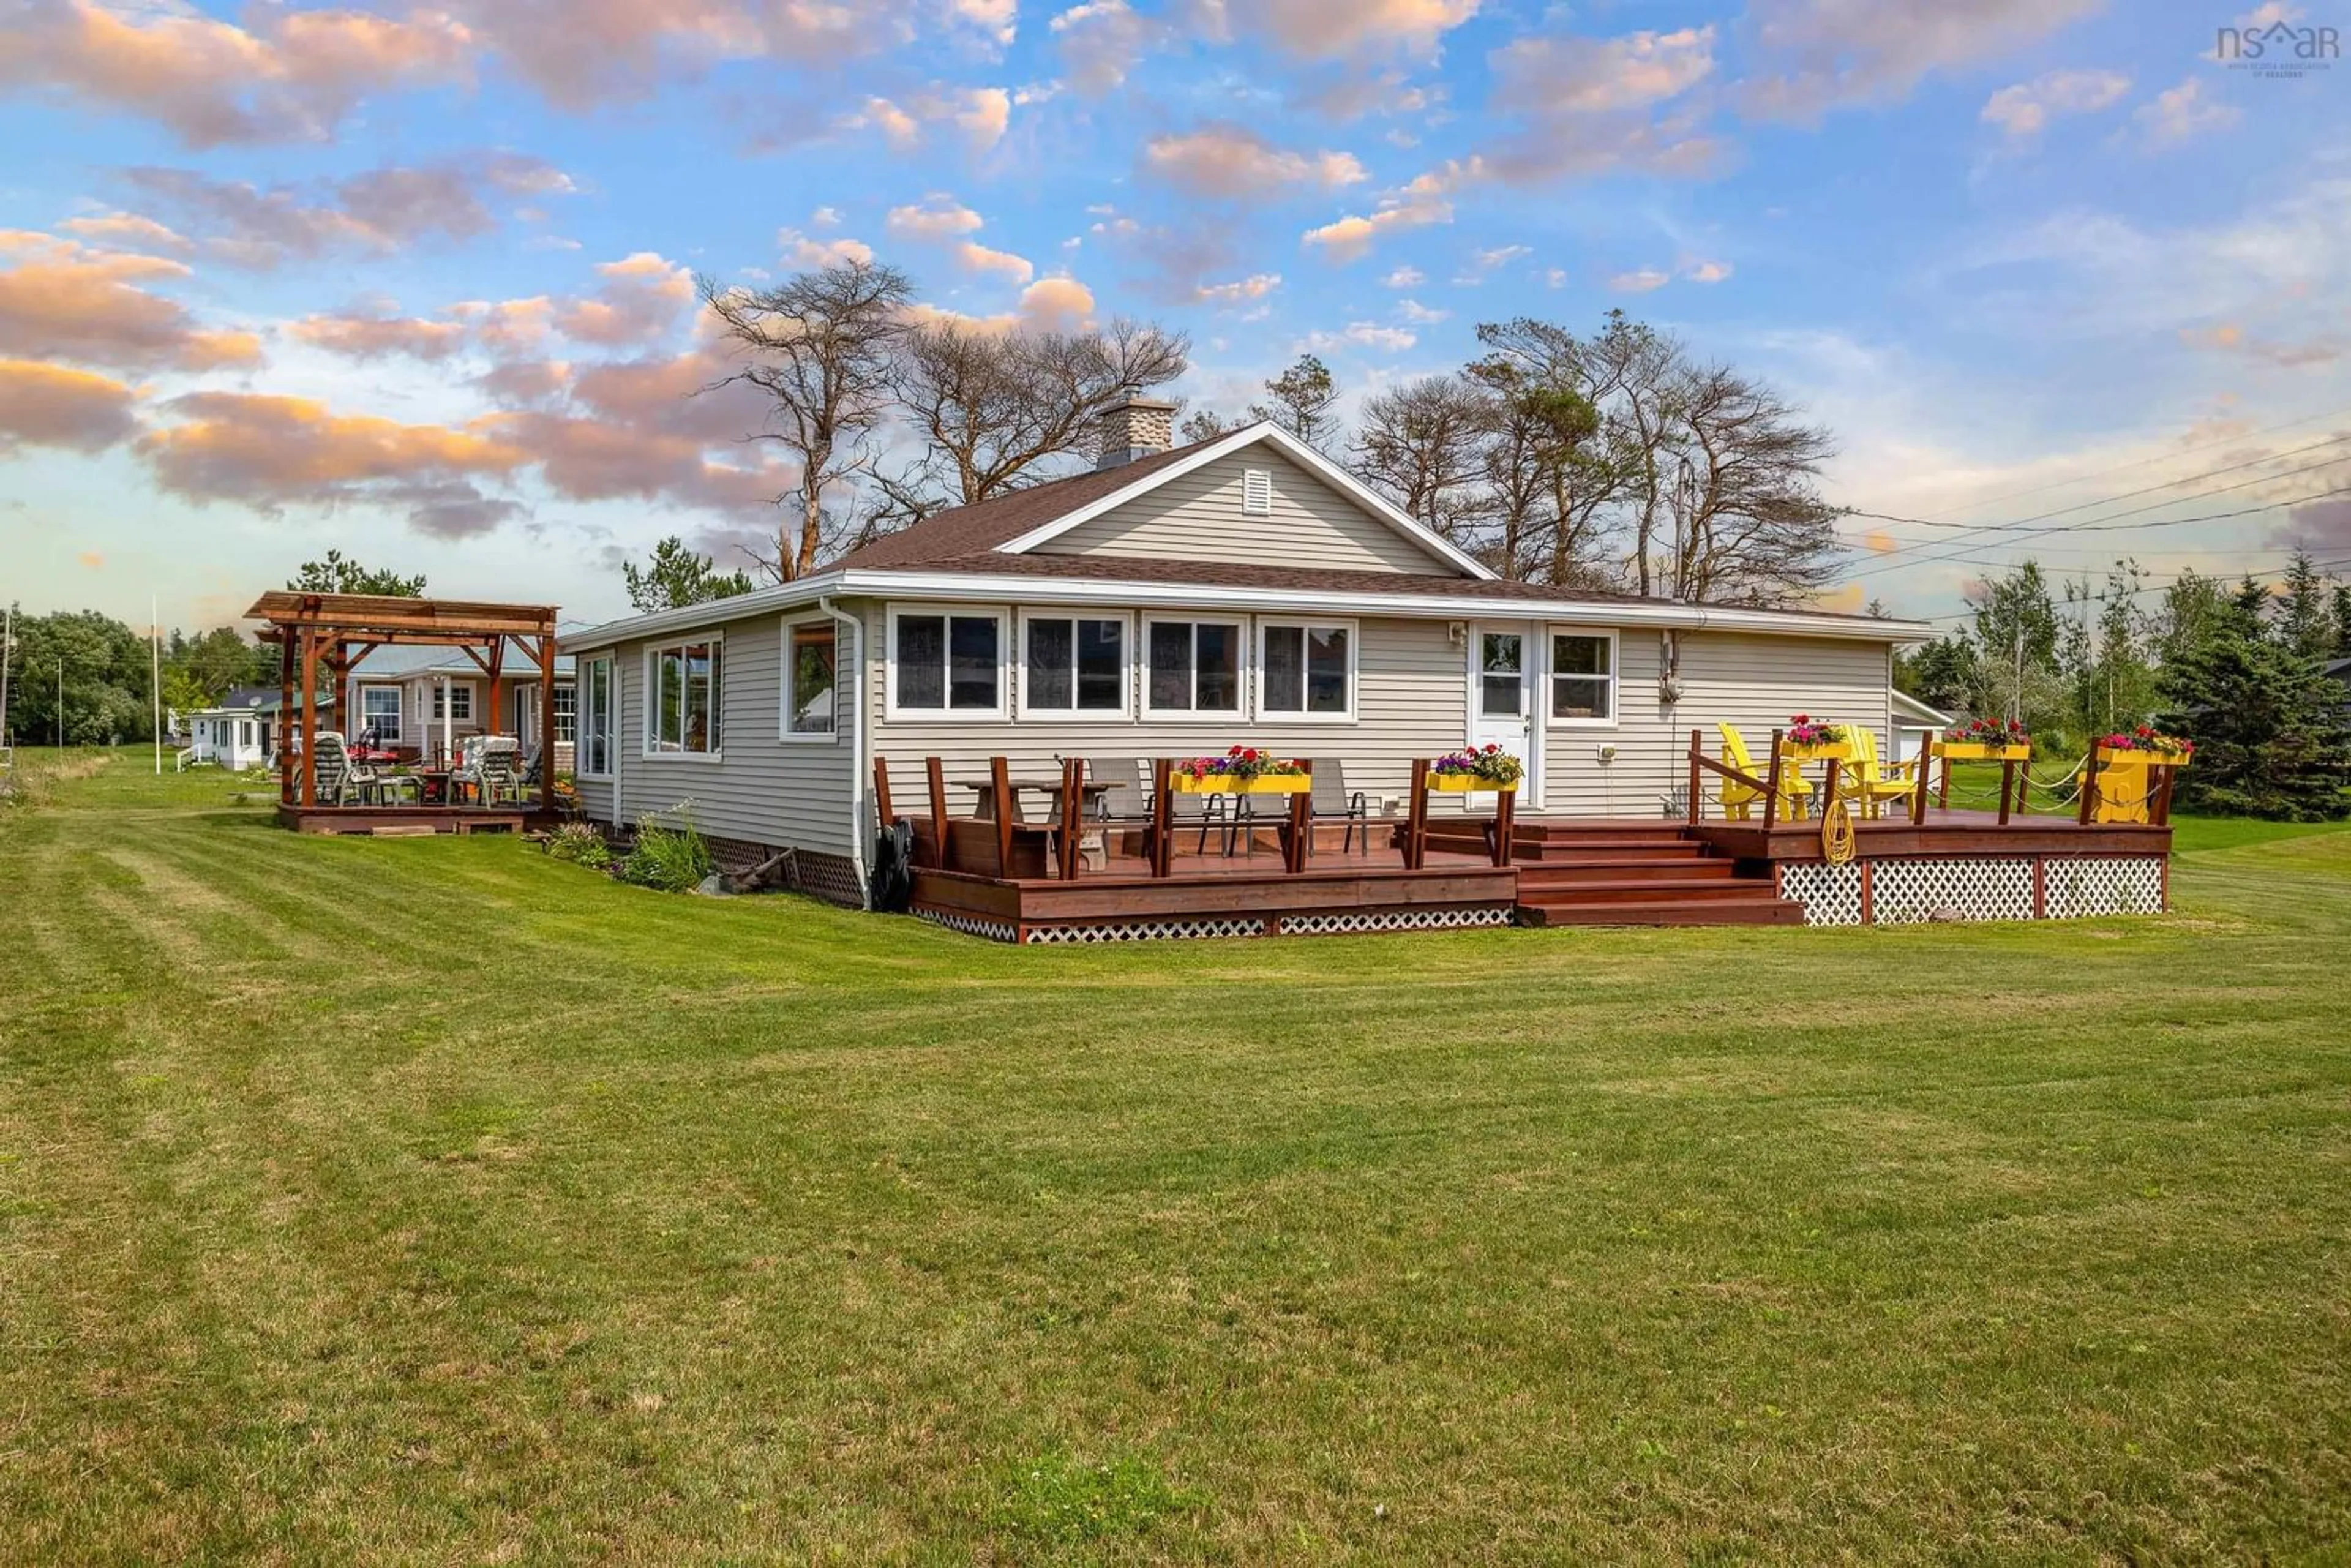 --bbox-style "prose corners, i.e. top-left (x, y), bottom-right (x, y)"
top-left (151, 595), bottom-right (162, 775)
top-left (56, 656), bottom-right (65, 749)
top-left (0, 601), bottom-right (13, 752)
